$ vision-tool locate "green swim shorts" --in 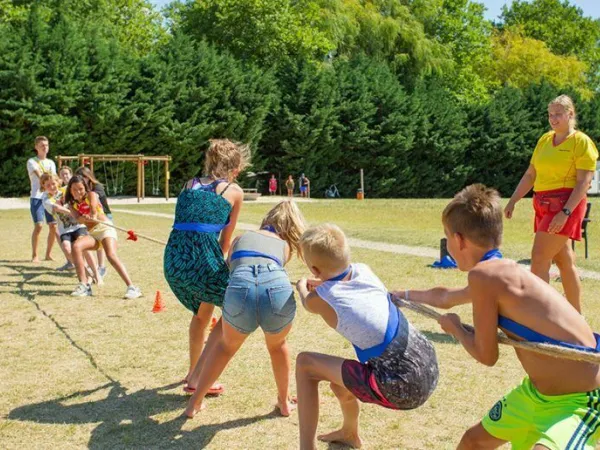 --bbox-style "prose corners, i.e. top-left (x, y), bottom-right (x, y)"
top-left (482, 377), bottom-right (600, 450)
